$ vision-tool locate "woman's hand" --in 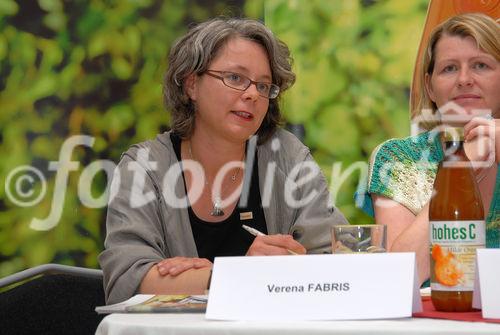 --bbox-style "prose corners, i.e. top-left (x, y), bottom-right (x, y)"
top-left (156, 257), bottom-right (212, 277)
top-left (246, 234), bottom-right (306, 256)
top-left (463, 117), bottom-right (499, 166)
